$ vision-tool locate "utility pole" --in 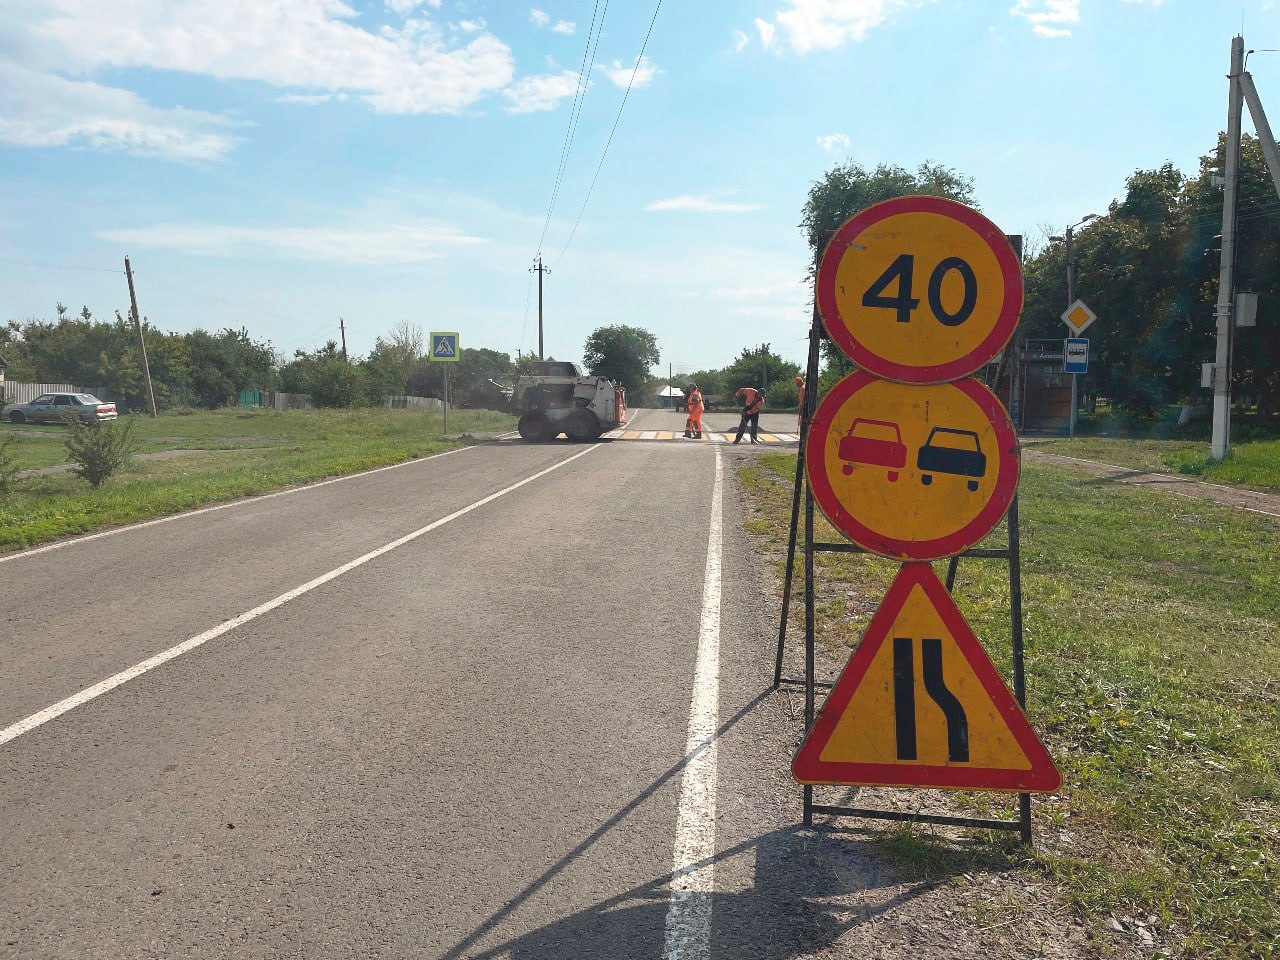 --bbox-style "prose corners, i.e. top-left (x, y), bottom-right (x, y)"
top-left (761, 342), bottom-right (771, 395)
top-left (1212, 35), bottom-right (1245, 461)
top-left (531, 256), bottom-right (550, 360)
top-left (123, 256), bottom-right (158, 418)
top-left (339, 317), bottom-right (348, 360)
top-left (1050, 215), bottom-right (1097, 437)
